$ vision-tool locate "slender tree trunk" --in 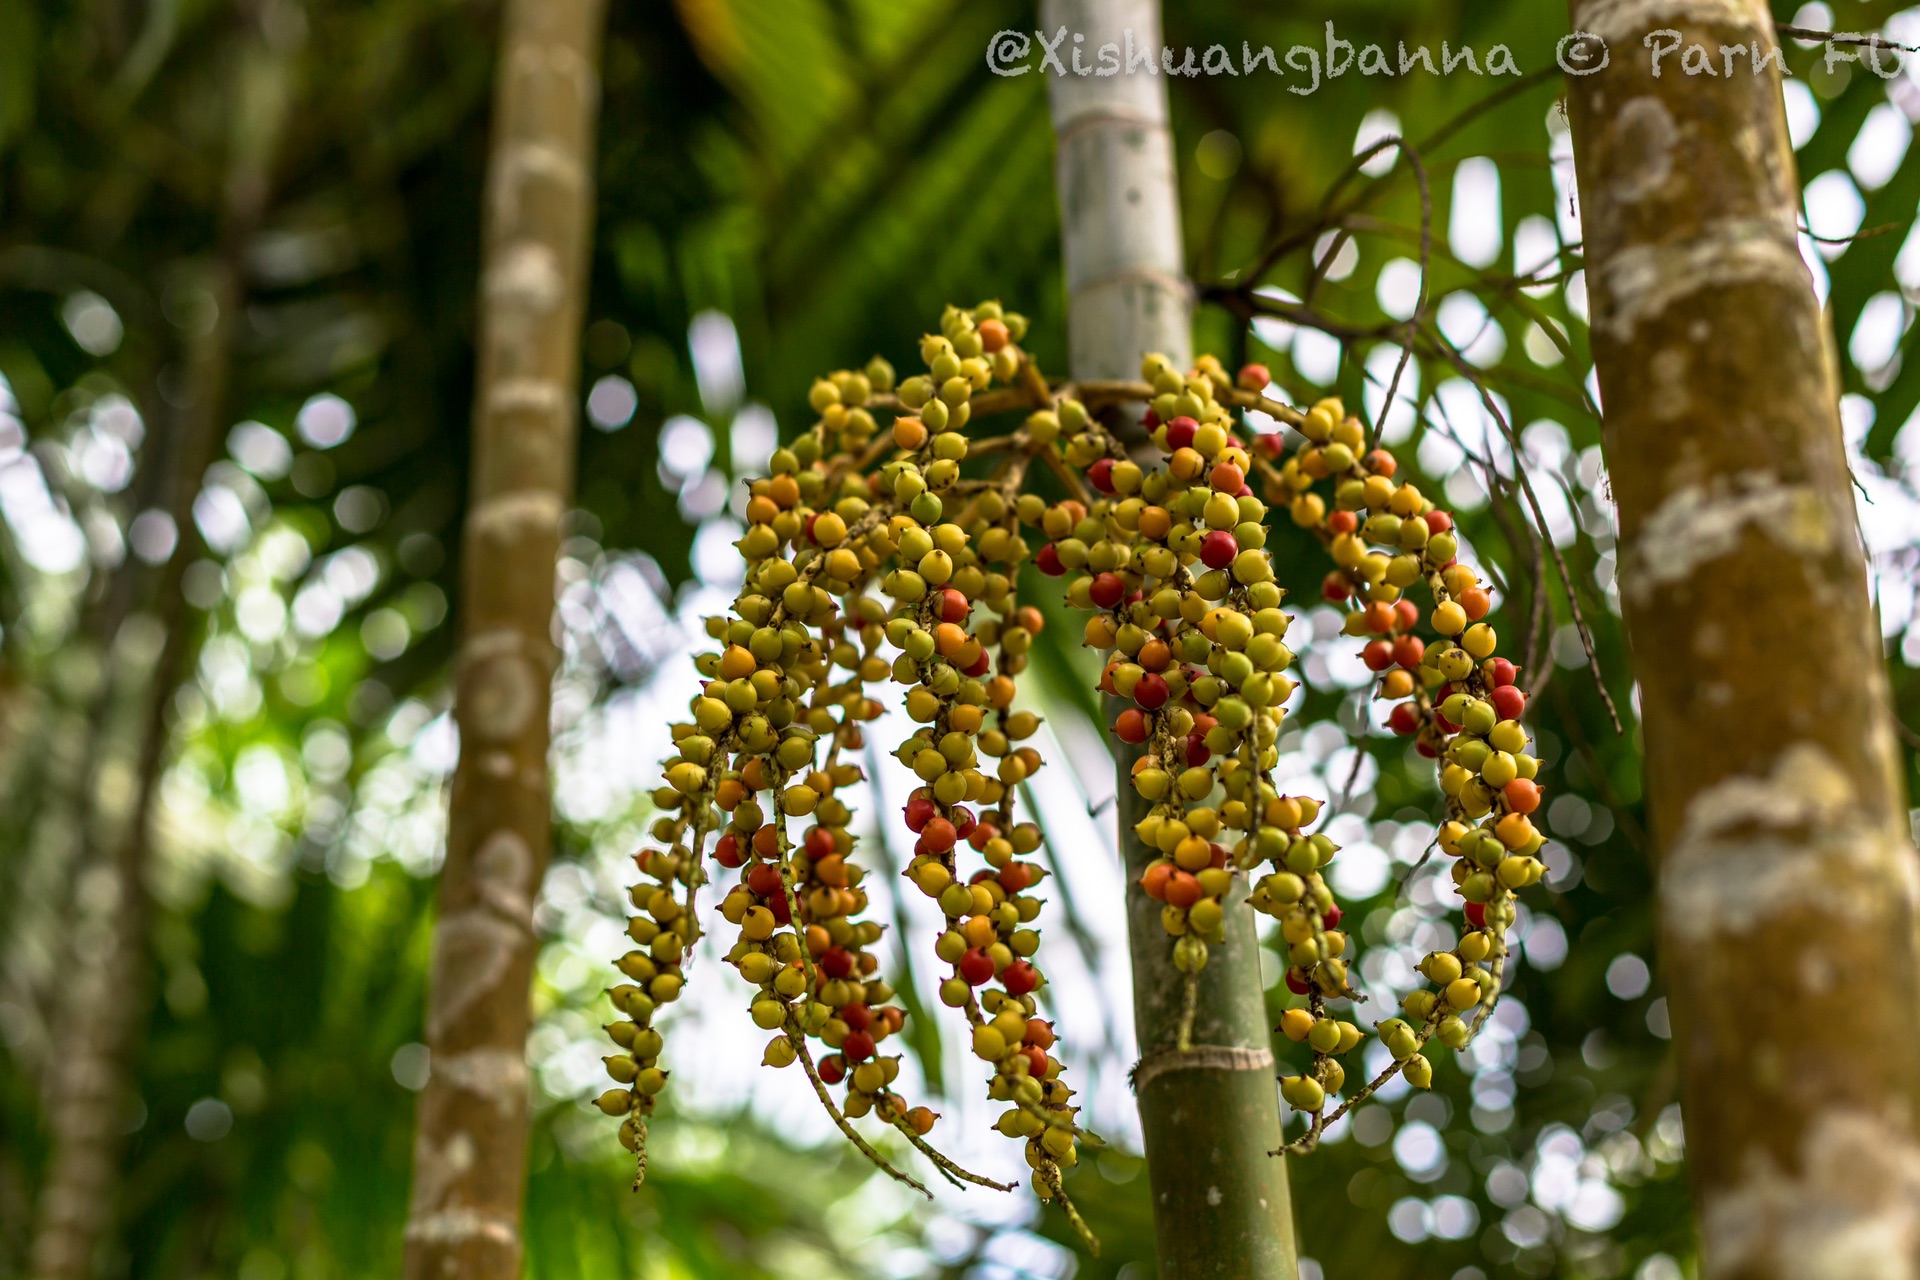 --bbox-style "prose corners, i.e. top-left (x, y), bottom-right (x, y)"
top-left (1566, 7), bottom-right (1920, 1278)
top-left (1042, 4), bottom-right (1298, 1276)
top-left (27, 19), bottom-right (286, 1277)
top-left (402, 3), bottom-right (603, 1277)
